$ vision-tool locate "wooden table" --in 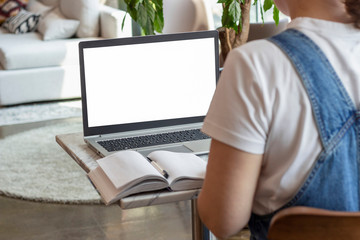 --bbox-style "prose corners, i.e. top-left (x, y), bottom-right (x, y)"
top-left (56, 132), bottom-right (210, 240)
